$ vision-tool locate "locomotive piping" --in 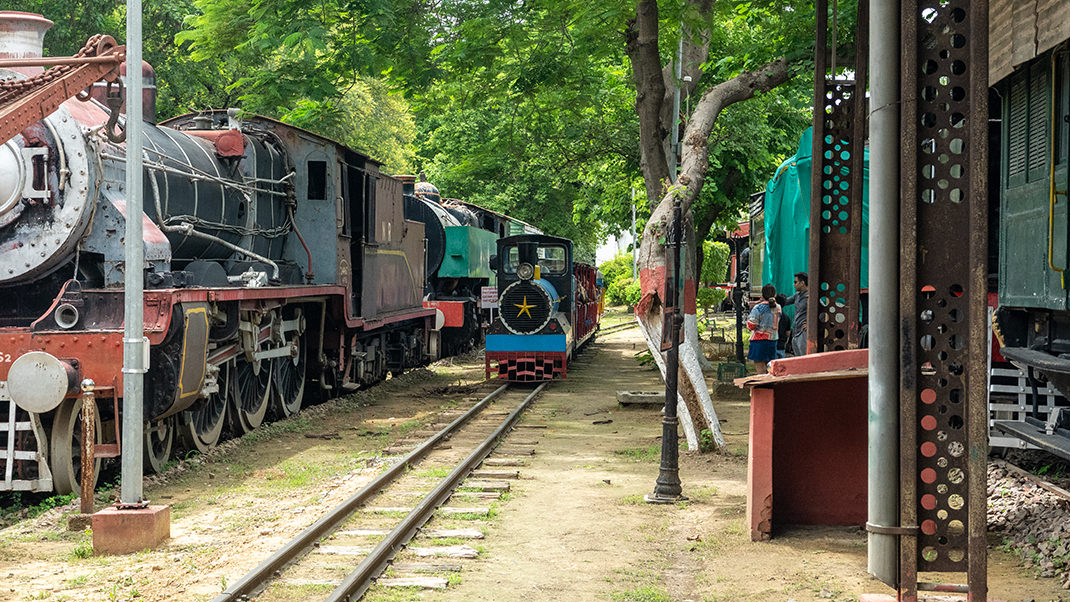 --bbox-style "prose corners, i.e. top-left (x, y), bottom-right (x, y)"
top-left (147, 165), bottom-right (281, 280)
